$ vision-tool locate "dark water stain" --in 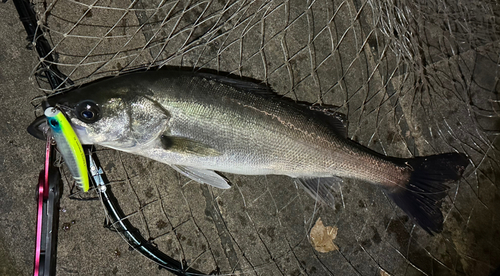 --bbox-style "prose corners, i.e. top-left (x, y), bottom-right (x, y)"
top-left (144, 186), bottom-right (154, 198)
top-left (217, 199), bottom-right (224, 207)
top-left (371, 226), bottom-right (382, 244)
top-left (358, 199), bottom-right (366, 208)
top-left (204, 209), bottom-right (214, 223)
top-left (407, 246), bottom-right (433, 274)
top-left (156, 219), bottom-right (168, 230)
top-left (386, 130), bottom-right (404, 144)
top-left (385, 216), bottom-right (411, 248)
top-left (104, 161), bottom-right (116, 172)
top-left (267, 227), bottom-right (276, 239)
top-left (360, 226), bottom-right (382, 249)
top-left (176, 233), bottom-right (187, 242)
top-left (237, 213), bottom-right (247, 227)
top-left (165, 238), bottom-right (173, 249)
top-left (83, 9), bottom-right (93, 18)
top-left (451, 211), bottom-right (463, 224)
top-left (367, 36), bottom-right (379, 54)
top-left (247, 233), bottom-right (257, 245)
top-left (259, 226), bottom-right (276, 241)
top-left (360, 238), bottom-right (372, 249)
